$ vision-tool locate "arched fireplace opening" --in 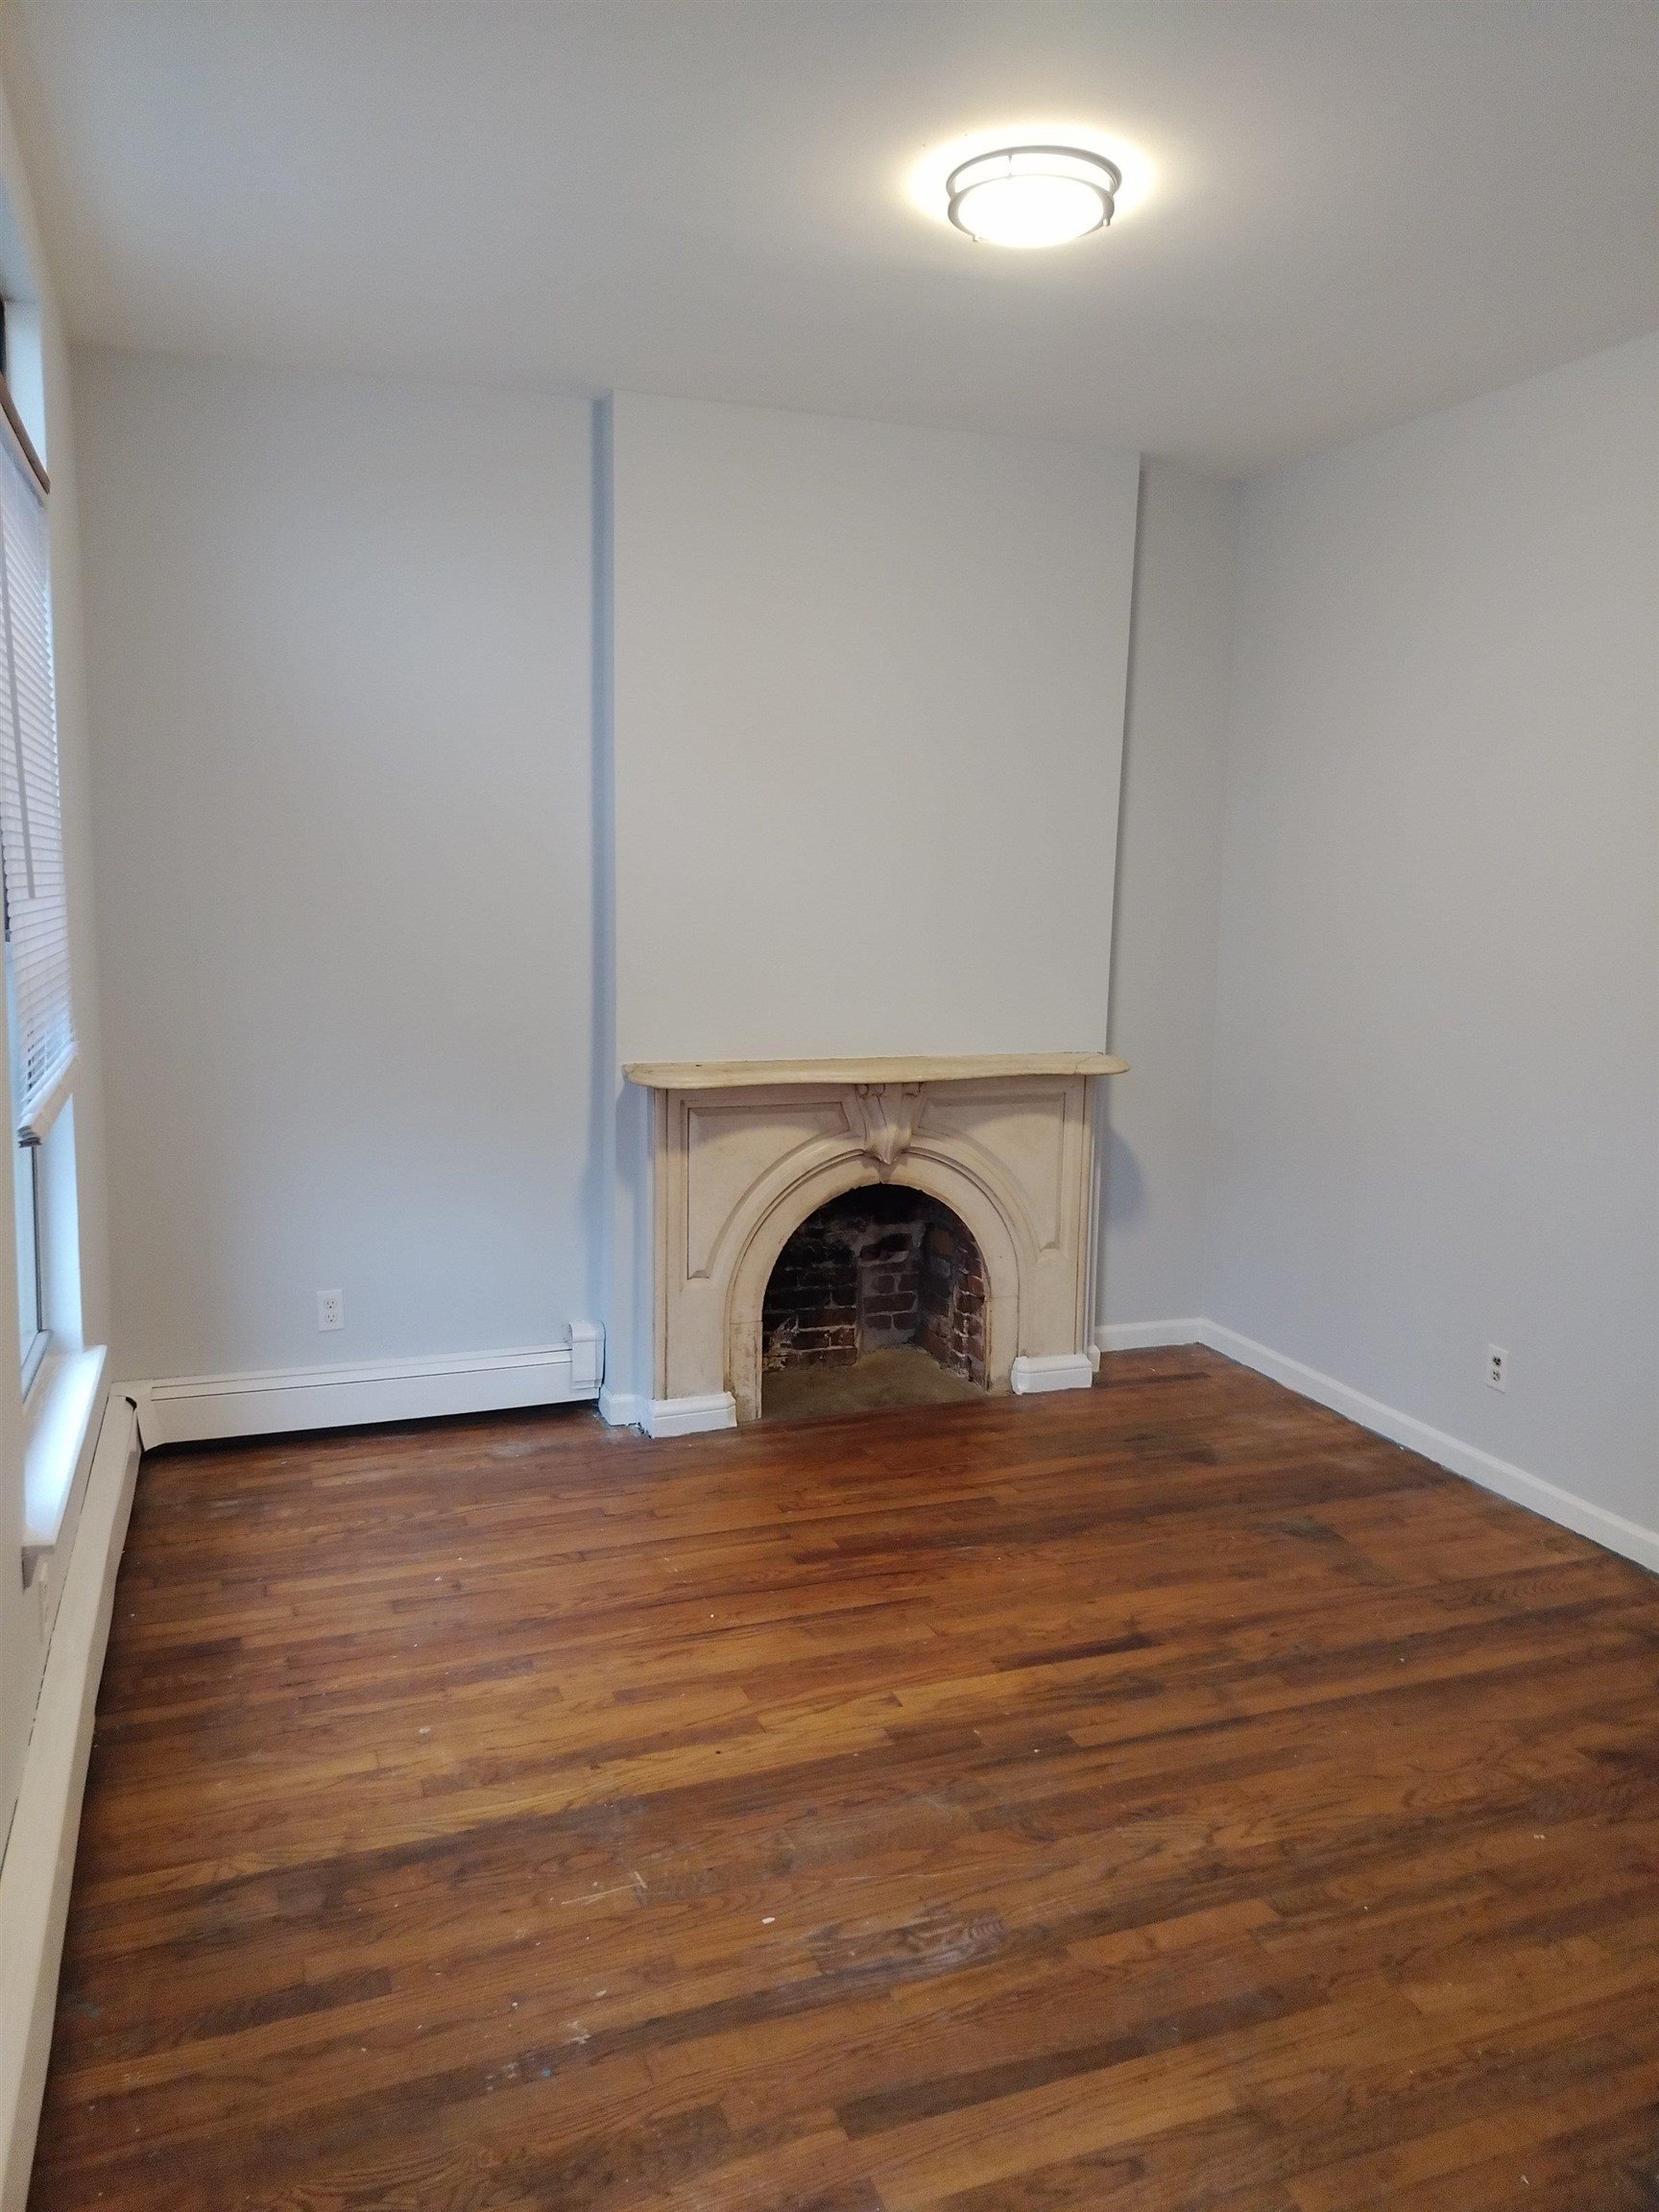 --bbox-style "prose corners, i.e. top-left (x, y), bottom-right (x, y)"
top-left (759, 1184), bottom-right (988, 1419)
